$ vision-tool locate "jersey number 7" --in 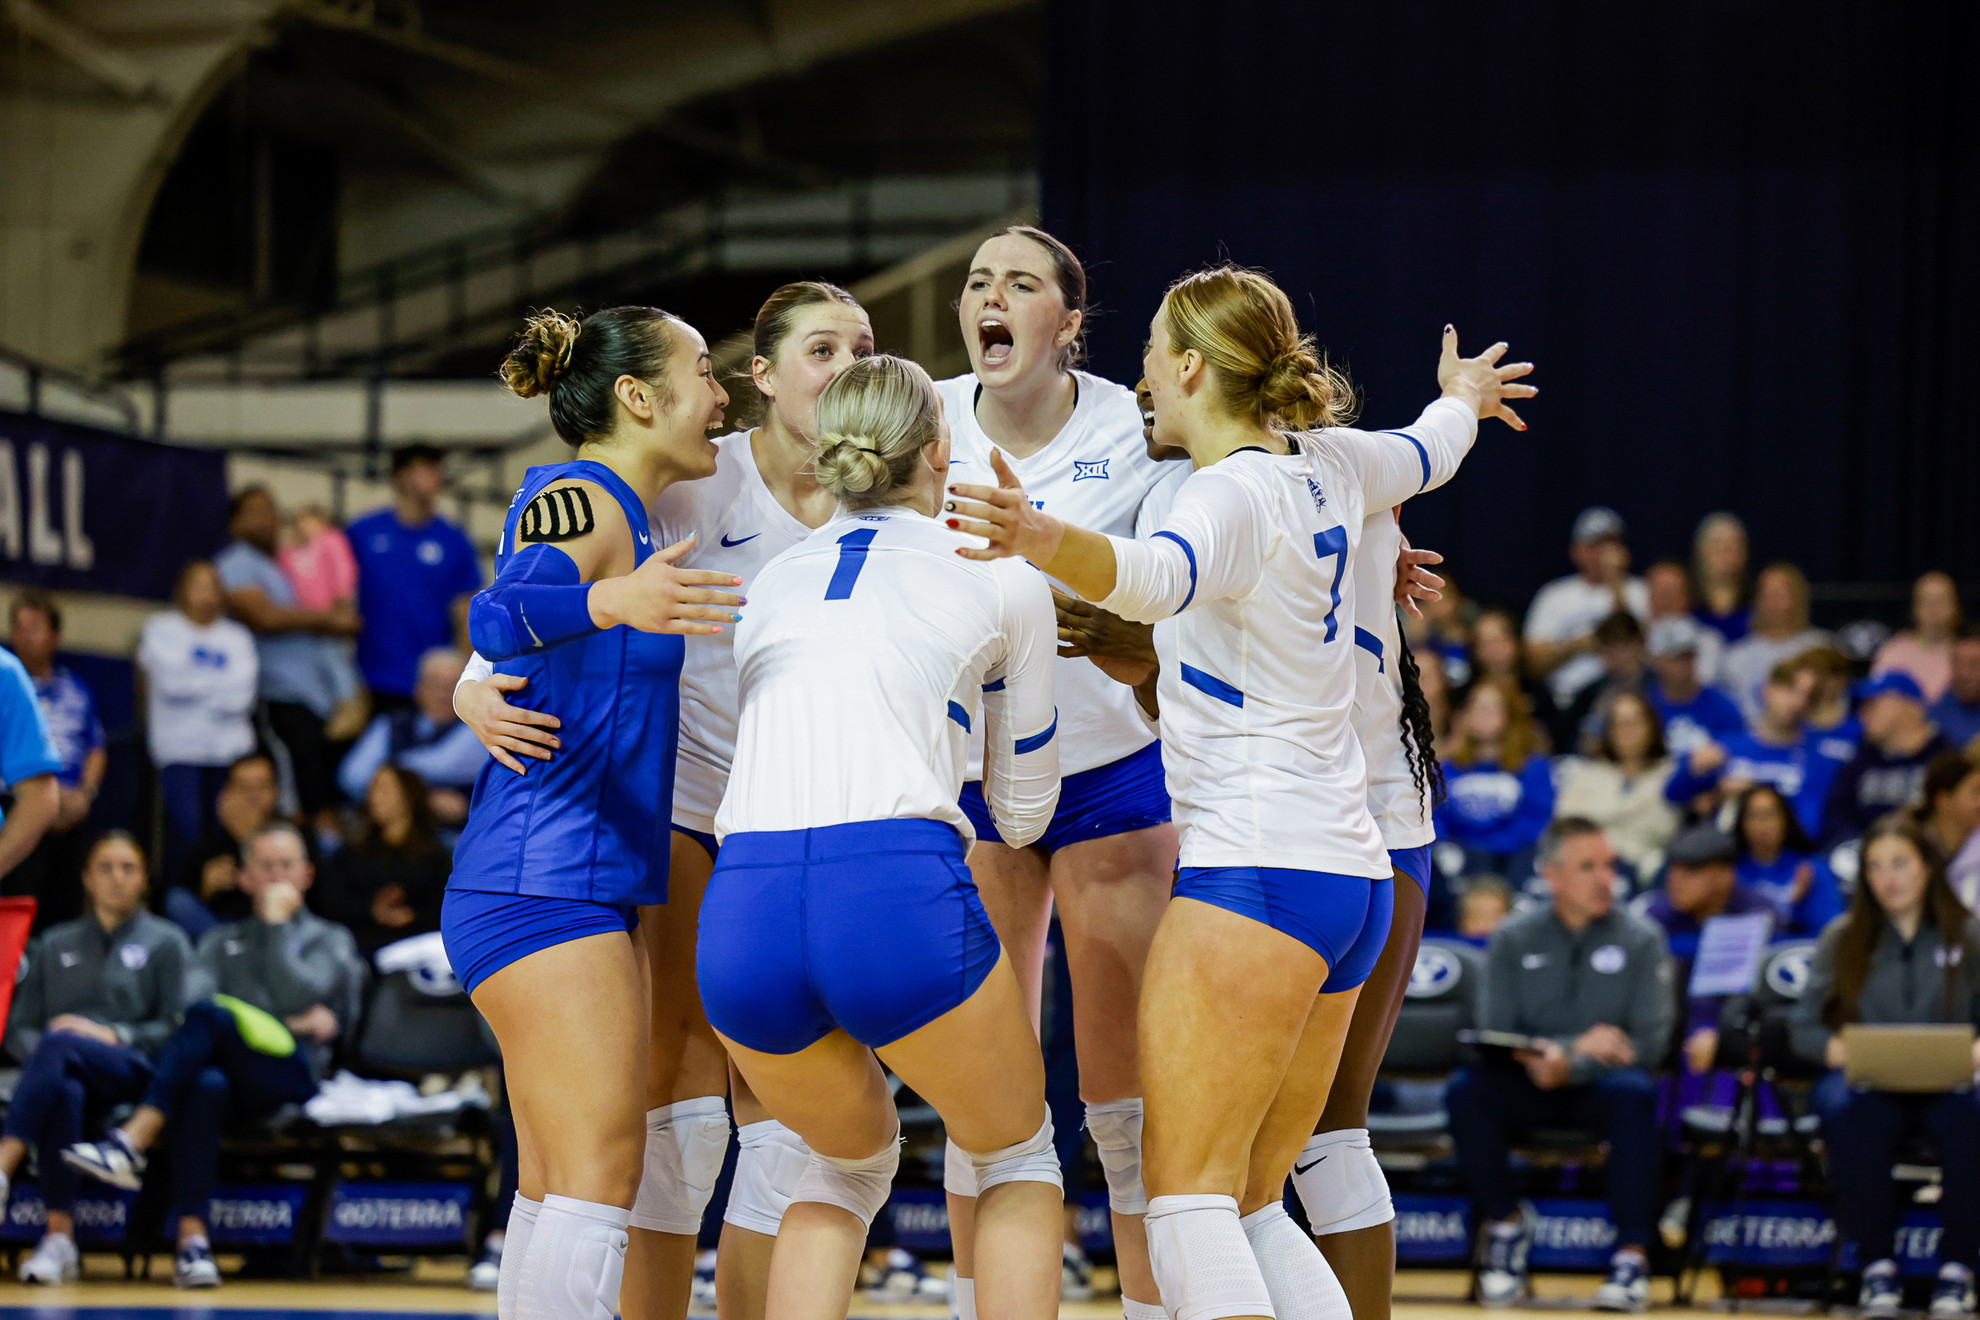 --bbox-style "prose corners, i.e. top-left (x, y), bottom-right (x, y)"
top-left (1312, 526), bottom-right (1347, 642)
